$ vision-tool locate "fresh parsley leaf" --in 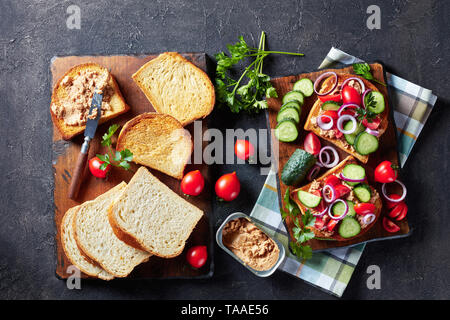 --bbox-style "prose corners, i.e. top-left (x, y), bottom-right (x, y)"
top-left (352, 63), bottom-right (386, 86)
top-left (96, 124), bottom-right (133, 172)
top-left (101, 124), bottom-right (120, 147)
